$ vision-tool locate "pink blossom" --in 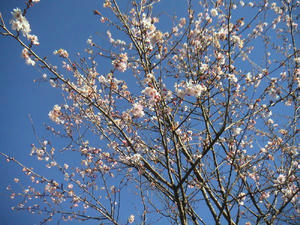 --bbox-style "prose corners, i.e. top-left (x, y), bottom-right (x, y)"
top-left (142, 87), bottom-right (160, 101)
